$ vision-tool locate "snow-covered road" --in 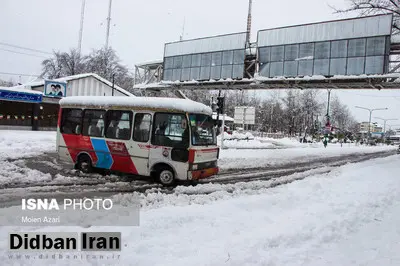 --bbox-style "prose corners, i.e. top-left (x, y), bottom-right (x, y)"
top-left (1, 155), bottom-right (399, 265)
top-left (0, 130), bottom-right (396, 186)
top-left (0, 129), bottom-right (396, 207)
